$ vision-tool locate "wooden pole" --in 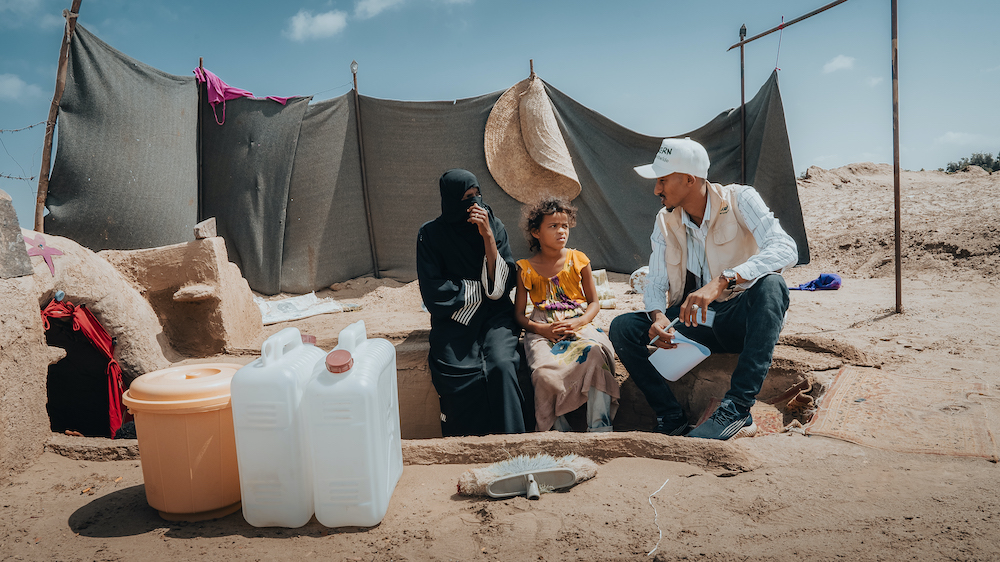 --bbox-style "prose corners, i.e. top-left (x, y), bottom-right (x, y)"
top-left (727, 0), bottom-right (850, 51)
top-left (891, 0), bottom-right (902, 313)
top-left (34, 0), bottom-right (83, 232)
top-left (739, 24), bottom-right (747, 184)
top-left (530, 59), bottom-right (534, 77)
top-left (352, 60), bottom-right (381, 279)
